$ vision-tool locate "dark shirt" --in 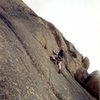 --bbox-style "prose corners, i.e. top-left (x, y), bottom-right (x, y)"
top-left (58, 49), bottom-right (64, 58)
